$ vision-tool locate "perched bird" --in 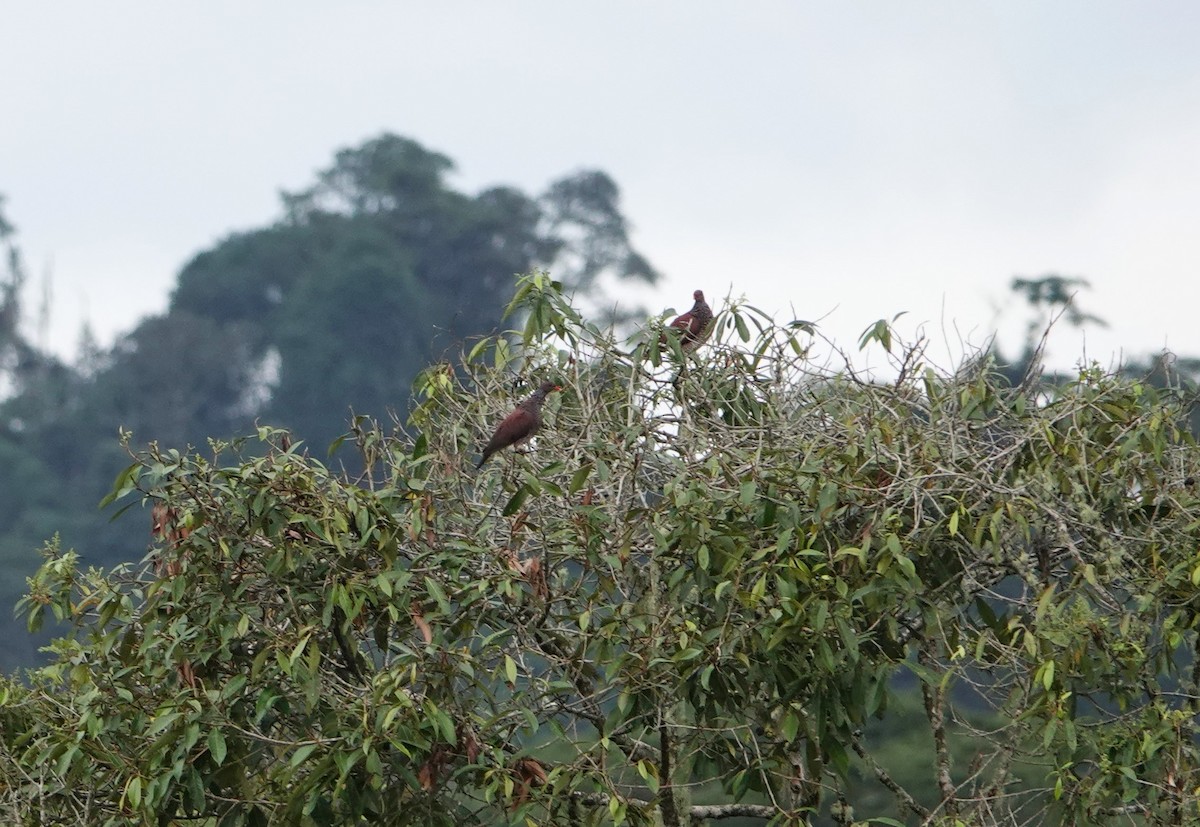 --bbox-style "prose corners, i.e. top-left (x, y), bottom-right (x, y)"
top-left (476, 381), bottom-right (561, 468)
top-left (662, 289), bottom-right (714, 353)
